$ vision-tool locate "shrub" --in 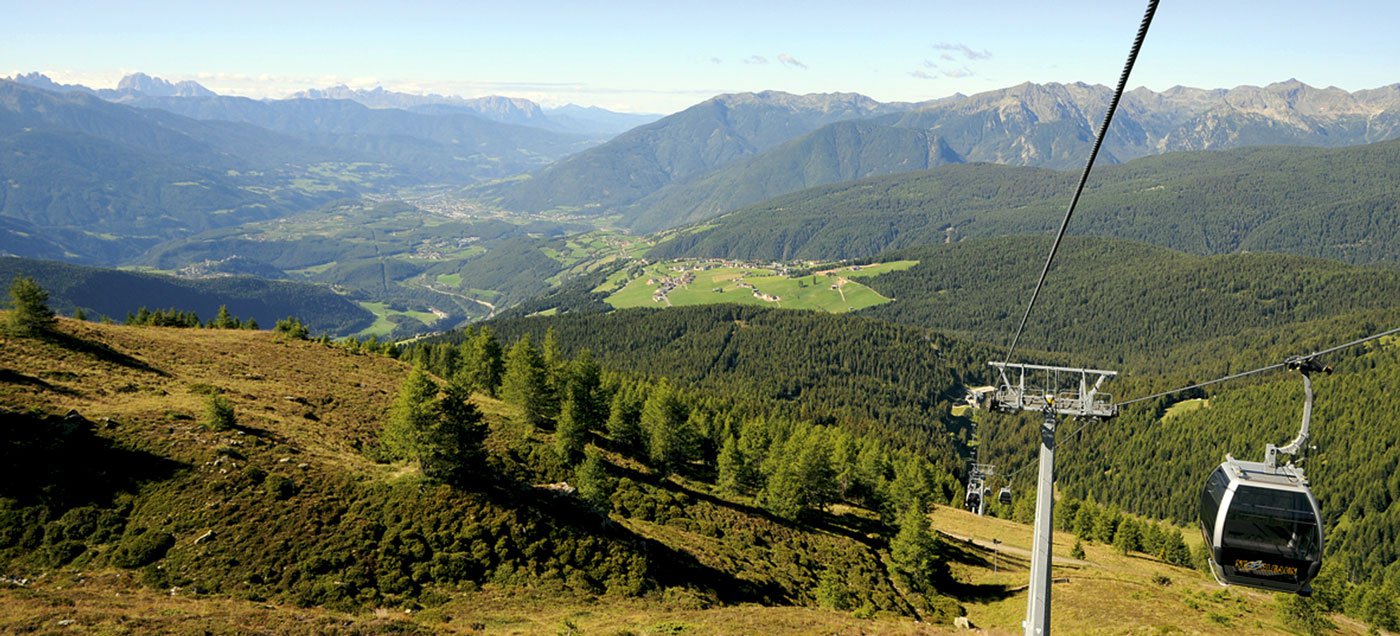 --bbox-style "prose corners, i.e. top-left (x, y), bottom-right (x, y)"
top-left (112, 531), bottom-right (175, 568)
top-left (205, 393), bottom-right (236, 430)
